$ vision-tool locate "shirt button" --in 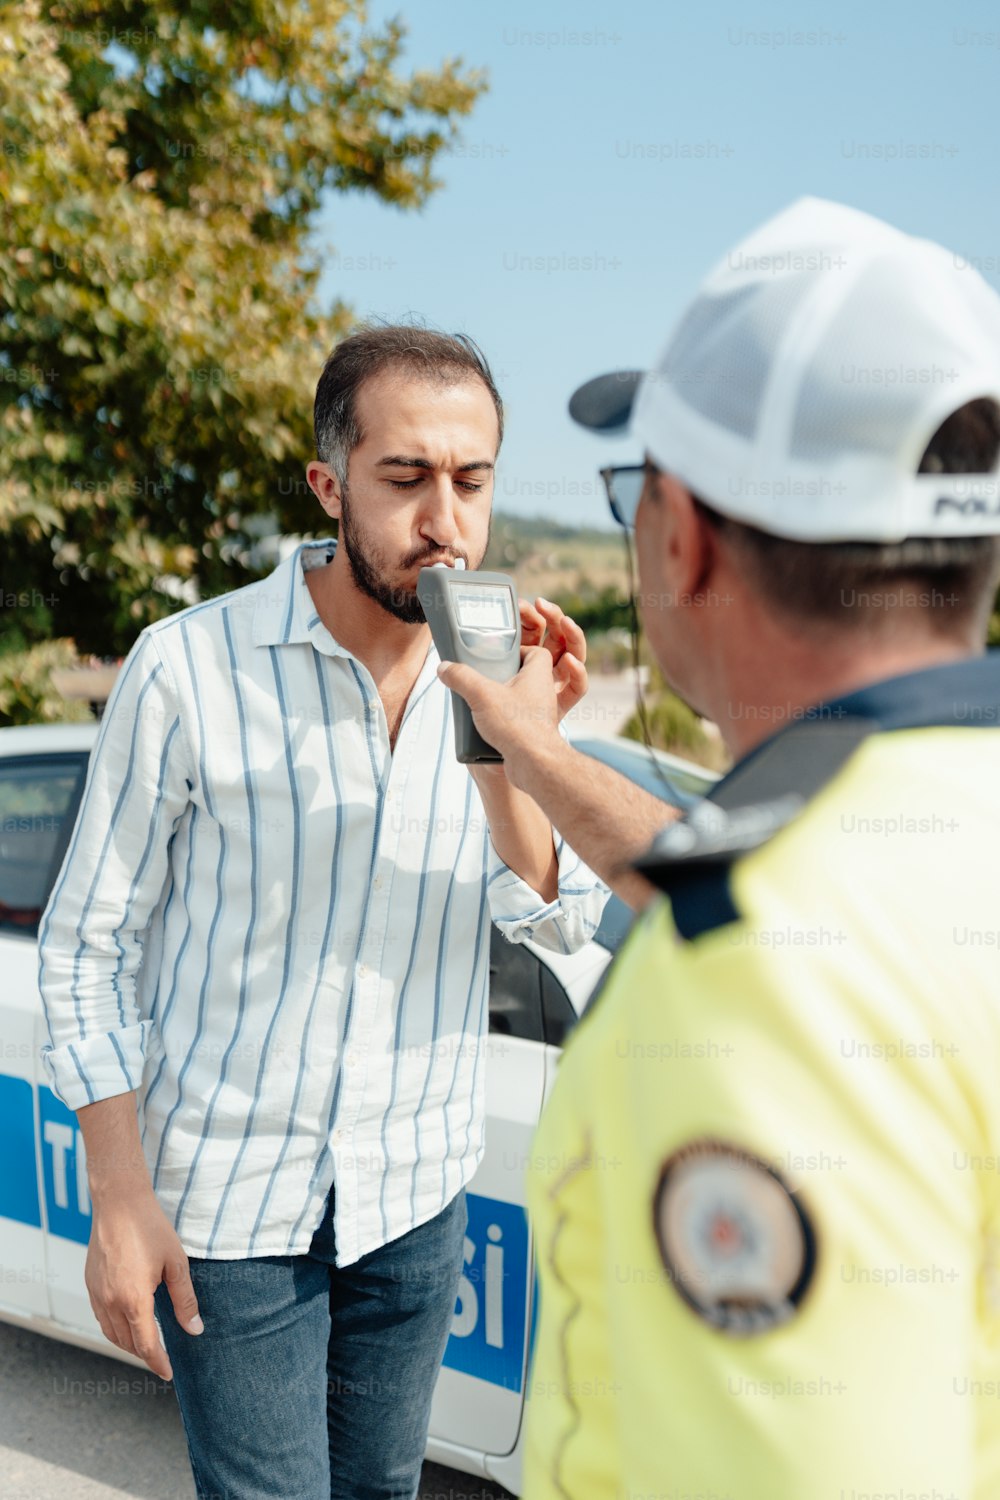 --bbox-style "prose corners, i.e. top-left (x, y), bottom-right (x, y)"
top-left (373, 875), bottom-right (383, 892)
top-left (332, 1129), bottom-right (344, 1145)
top-left (357, 962), bottom-right (369, 979)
